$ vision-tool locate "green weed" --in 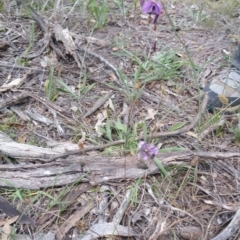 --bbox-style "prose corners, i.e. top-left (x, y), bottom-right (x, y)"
top-left (129, 178), bottom-right (142, 207)
top-left (44, 66), bottom-right (58, 101)
top-left (87, 0), bottom-right (109, 30)
top-left (112, 34), bottom-right (130, 50)
top-left (113, 0), bottom-right (125, 14)
top-left (113, 47), bottom-right (187, 85)
top-left (229, 122), bottom-right (240, 142)
top-left (0, 113), bottom-right (19, 140)
top-left (154, 157), bottom-right (172, 181)
top-left (56, 73), bottom-right (95, 99)
top-left (185, 3), bottom-right (208, 24)
top-left (0, 0), bottom-right (4, 12)
top-left (209, 0), bottom-right (239, 18)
